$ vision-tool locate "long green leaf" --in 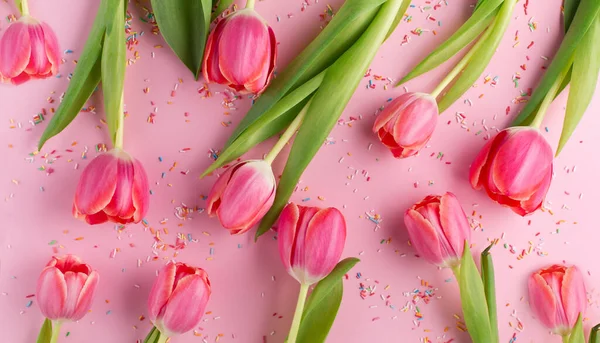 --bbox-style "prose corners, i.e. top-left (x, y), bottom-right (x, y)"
top-left (385, 0), bottom-right (412, 40)
top-left (397, 0), bottom-right (502, 85)
top-left (212, 0), bottom-right (235, 21)
top-left (564, 0), bottom-right (582, 32)
top-left (589, 323), bottom-right (600, 343)
top-left (481, 244), bottom-right (498, 343)
top-left (437, 0), bottom-right (517, 113)
top-left (36, 318), bottom-right (52, 343)
top-left (570, 314), bottom-right (585, 343)
top-left (151, 0), bottom-right (211, 79)
top-left (257, 0), bottom-right (404, 238)
top-left (512, 0), bottom-right (600, 126)
top-left (558, 14), bottom-right (600, 155)
top-left (37, 0), bottom-right (109, 149)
